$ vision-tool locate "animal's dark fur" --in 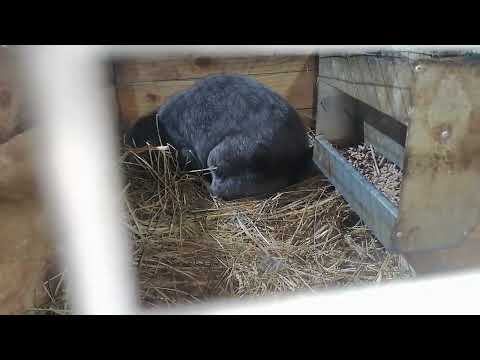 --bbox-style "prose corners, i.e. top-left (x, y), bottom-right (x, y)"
top-left (125, 74), bottom-right (315, 200)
